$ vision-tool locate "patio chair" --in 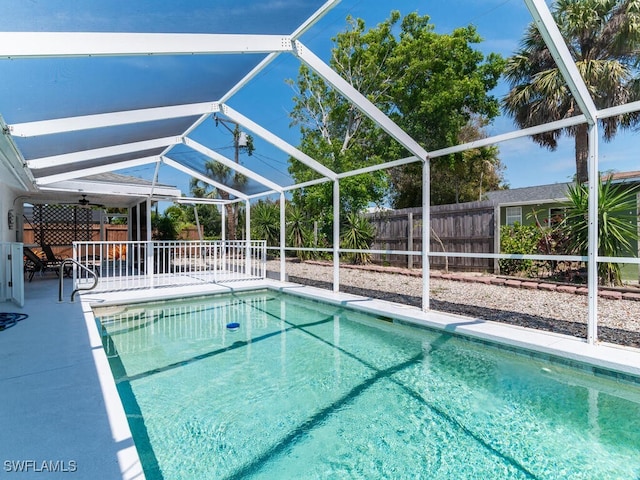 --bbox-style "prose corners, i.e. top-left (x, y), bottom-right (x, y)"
top-left (23, 247), bottom-right (58, 282)
top-left (41, 243), bottom-right (72, 277)
top-left (41, 244), bottom-right (64, 267)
